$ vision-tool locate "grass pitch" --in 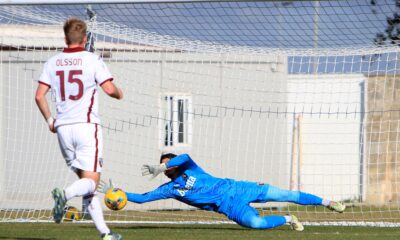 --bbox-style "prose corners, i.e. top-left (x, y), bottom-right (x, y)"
top-left (0, 223), bottom-right (399, 240)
